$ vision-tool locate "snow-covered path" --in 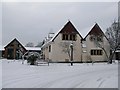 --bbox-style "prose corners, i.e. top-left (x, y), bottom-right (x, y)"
top-left (2, 59), bottom-right (118, 88)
